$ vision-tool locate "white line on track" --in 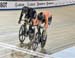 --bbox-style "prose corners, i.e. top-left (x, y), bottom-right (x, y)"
top-left (0, 42), bottom-right (53, 58)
